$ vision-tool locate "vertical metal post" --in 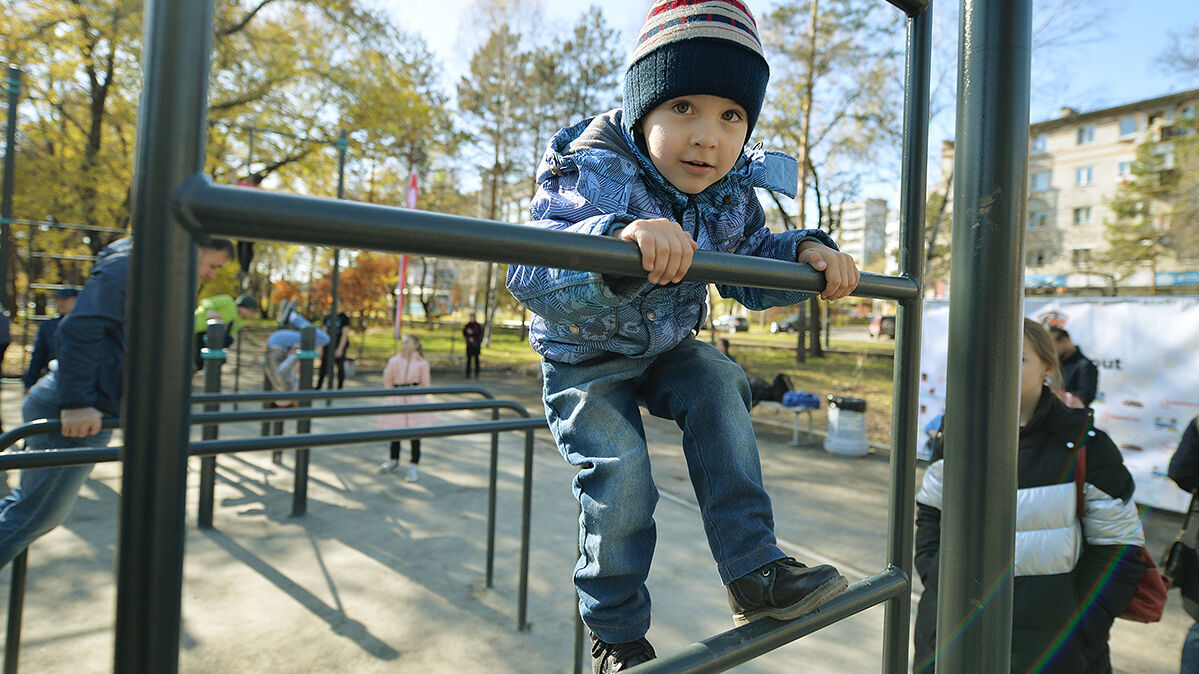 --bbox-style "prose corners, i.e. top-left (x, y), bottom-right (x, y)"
top-left (231, 131), bottom-right (254, 404)
top-left (937, 0), bottom-right (1032, 670)
top-left (882, 6), bottom-right (931, 674)
top-left (115, 1), bottom-right (214, 671)
top-left (325, 130), bottom-right (347, 397)
top-left (1, 65), bottom-right (21, 314)
top-left (291, 326), bottom-right (315, 517)
top-left (4, 549), bottom-right (27, 674)
top-left (197, 321), bottom-right (226, 530)
top-left (486, 409), bottom-right (499, 587)
top-left (517, 430), bottom-right (534, 631)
